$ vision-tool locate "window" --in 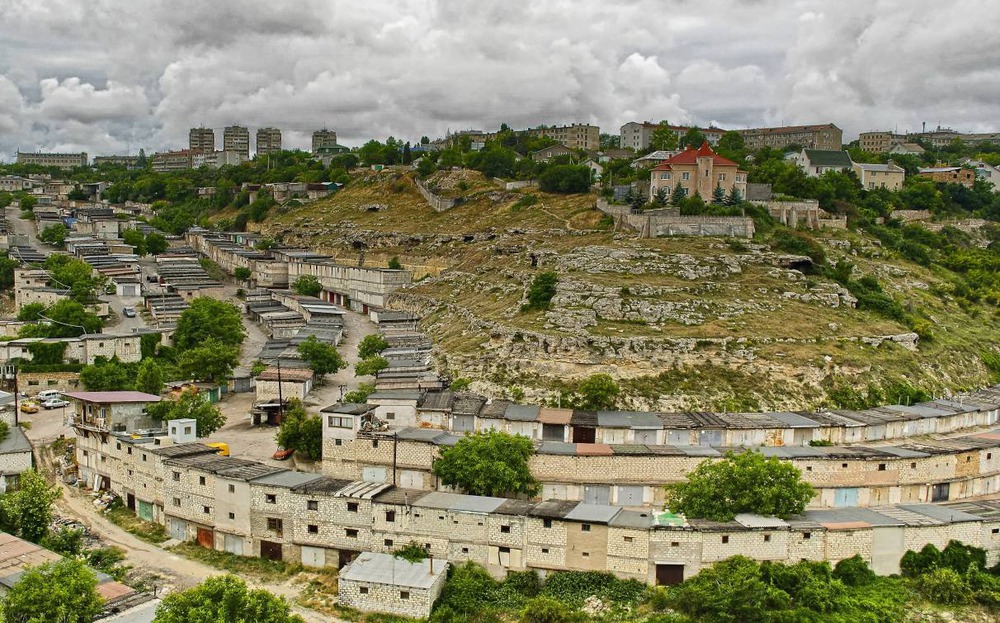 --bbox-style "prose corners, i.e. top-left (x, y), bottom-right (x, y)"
top-left (372, 440), bottom-right (379, 449)
top-left (335, 439), bottom-right (342, 446)
top-left (624, 536), bottom-right (634, 543)
top-left (993, 528), bottom-right (999, 535)
top-left (308, 524), bottom-right (319, 534)
top-left (763, 534), bottom-right (771, 542)
top-left (721, 535), bottom-right (729, 544)
top-left (581, 524), bottom-right (591, 532)
top-left (681, 172), bottom-right (690, 181)
top-left (803, 532), bottom-right (812, 540)
top-left (718, 173), bottom-right (726, 181)
top-left (347, 502), bottom-right (359, 512)
top-left (582, 552), bottom-right (590, 558)
top-left (878, 464), bottom-right (886, 471)
top-left (346, 529), bottom-right (358, 538)
top-left (806, 466), bottom-right (812, 471)
top-left (266, 494), bottom-right (277, 504)
top-left (142, 454), bottom-right (147, 462)
top-left (842, 463), bottom-right (848, 469)
top-left (203, 506), bottom-right (210, 514)
top-left (541, 548), bottom-right (550, 554)
top-left (199, 476), bottom-right (206, 485)
top-left (359, 586), bottom-right (368, 595)
top-left (173, 497), bottom-right (181, 507)
top-left (911, 462), bottom-right (917, 469)
top-left (671, 541), bottom-right (679, 547)
top-left (385, 511), bottom-right (396, 522)
top-left (307, 500), bottom-right (319, 511)
top-left (384, 538), bottom-right (394, 547)
top-left (400, 591), bottom-right (409, 600)
top-left (172, 471), bottom-right (181, 481)
top-left (660, 173), bottom-right (669, 180)
top-left (543, 519), bottom-right (553, 528)
top-left (127, 447), bottom-right (132, 455)
top-left (184, 426), bottom-right (192, 435)
top-left (228, 512), bottom-right (235, 520)
top-left (386, 412), bottom-right (395, 420)
top-left (82, 450), bottom-right (89, 457)
top-left (499, 546), bottom-right (510, 553)
top-left (500, 525), bottom-right (511, 534)
top-left (267, 518), bottom-right (283, 532)
top-left (228, 484), bottom-right (235, 493)
top-left (327, 416), bottom-right (352, 429)
top-left (116, 442), bottom-right (121, 450)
